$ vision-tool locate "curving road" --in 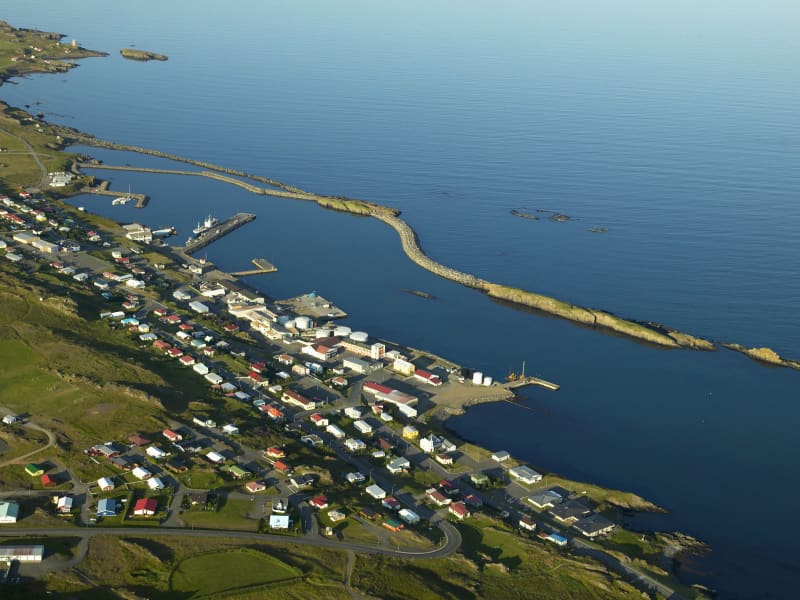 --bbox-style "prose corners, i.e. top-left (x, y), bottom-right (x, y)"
top-left (0, 520), bottom-right (462, 560)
